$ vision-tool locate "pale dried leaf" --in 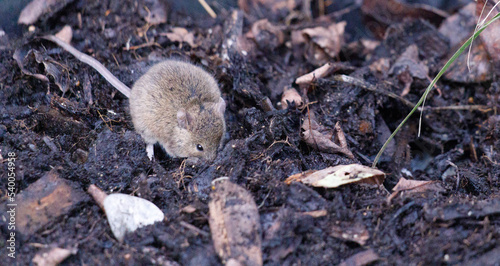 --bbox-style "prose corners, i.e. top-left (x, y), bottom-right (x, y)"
top-left (285, 164), bottom-right (385, 188)
top-left (209, 177), bottom-right (262, 266)
top-left (55, 25), bottom-right (72, 44)
top-left (32, 247), bottom-right (77, 266)
top-left (163, 27), bottom-right (197, 47)
top-left (389, 177), bottom-right (444, 201)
